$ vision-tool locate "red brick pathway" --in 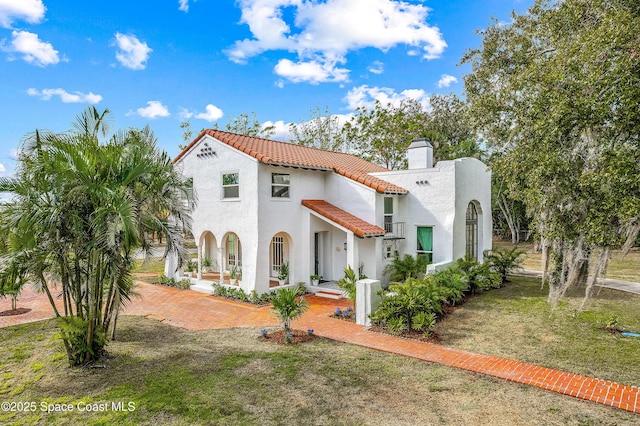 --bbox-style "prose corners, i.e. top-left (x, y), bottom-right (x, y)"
top-left (2, 283), bottom-right (638, 414)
